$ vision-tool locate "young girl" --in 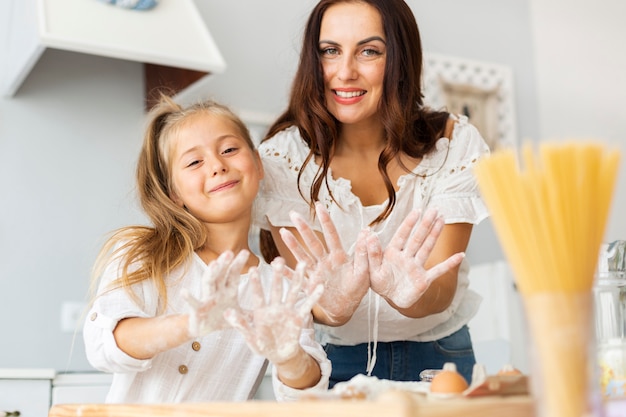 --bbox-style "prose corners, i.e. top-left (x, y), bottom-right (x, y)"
top-left (83, 95), bottom-right (330, 403)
